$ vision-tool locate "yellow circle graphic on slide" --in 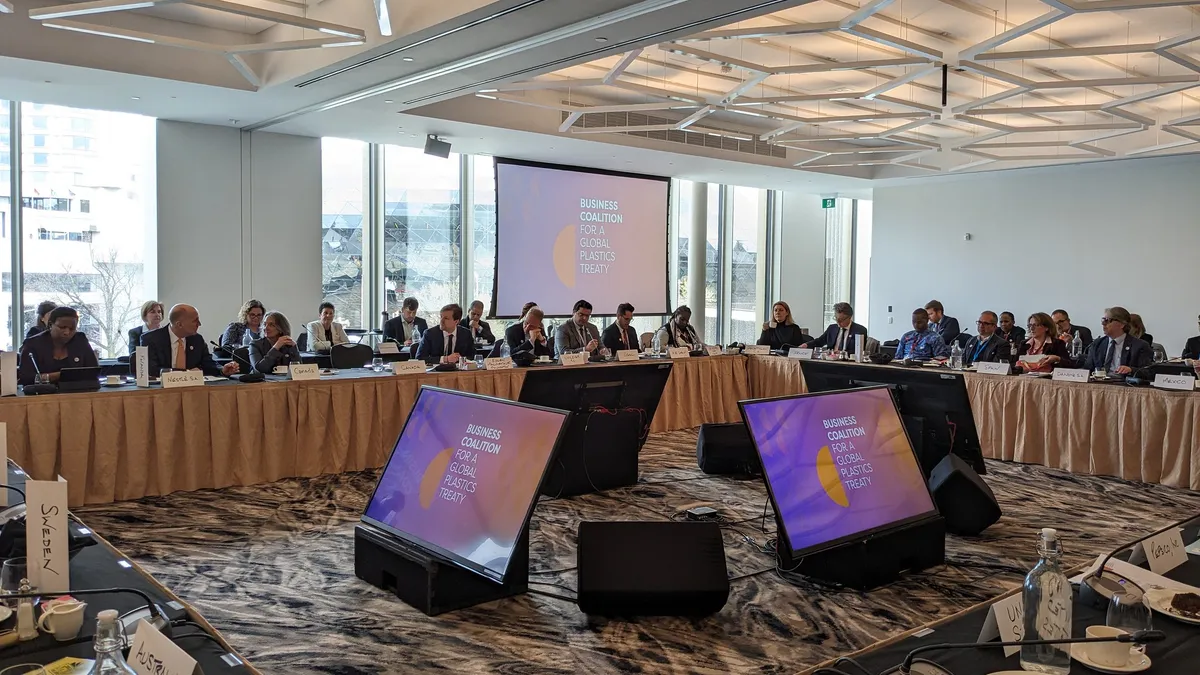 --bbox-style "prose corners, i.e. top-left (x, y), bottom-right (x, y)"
top-left (816, 445), bottom-right (850, 508)
top-left (553, 225), bottom-right (577, 288)
top-left (419, 448), bottom-right (454, 509)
